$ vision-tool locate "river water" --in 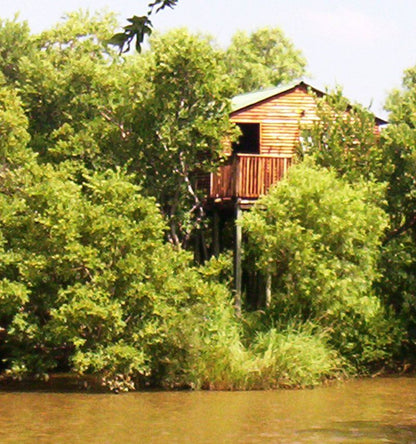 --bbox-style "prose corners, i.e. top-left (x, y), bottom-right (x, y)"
top-left (1, 377), bottom-right (415, 443)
